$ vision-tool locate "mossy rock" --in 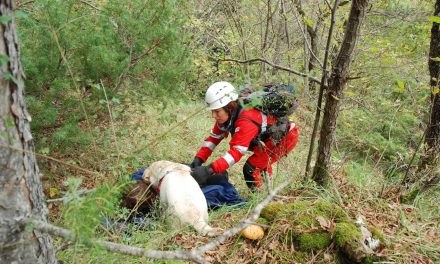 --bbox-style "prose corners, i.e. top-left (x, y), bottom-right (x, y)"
top-left (260, 200), bottom-right (385, 263)
top-left (334, 222), bottom-right (386, 263)
top-left (260, 200), bottom-right (349, 251)
top-left (333, 222), bottom-right (362, 247)
top-left (296, 232), bottom-right (332, 251)
top-left (368, 226), bottom-right (385, 245)
top-left (260, 203), bottom-right (287, 222)
top-left (261, 200), bottom-right (350, 225)
top-left (282, 229), bottom-right (332, 251)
